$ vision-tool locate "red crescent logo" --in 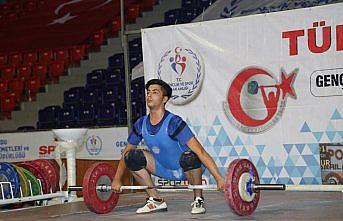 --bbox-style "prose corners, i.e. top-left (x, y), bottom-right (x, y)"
top-left (227, 68), bottom-right (276, 127)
